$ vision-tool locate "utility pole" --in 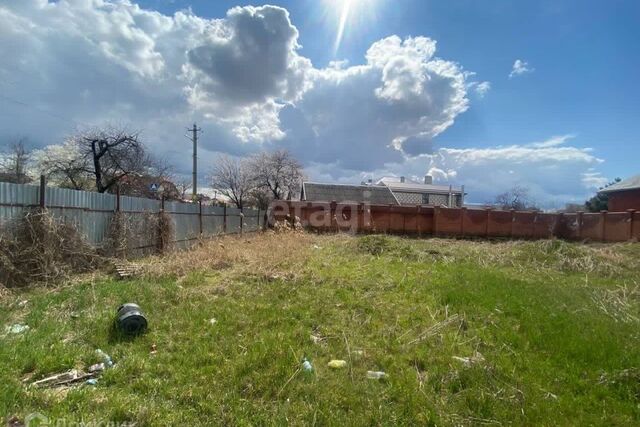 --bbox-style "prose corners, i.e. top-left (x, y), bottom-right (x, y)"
top-left (187, 123), bottom-right (202, 199)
